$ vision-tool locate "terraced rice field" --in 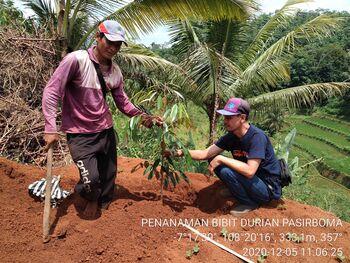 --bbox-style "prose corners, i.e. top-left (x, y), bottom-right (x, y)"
top-left (285, 114), bottom-right (350, 184)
